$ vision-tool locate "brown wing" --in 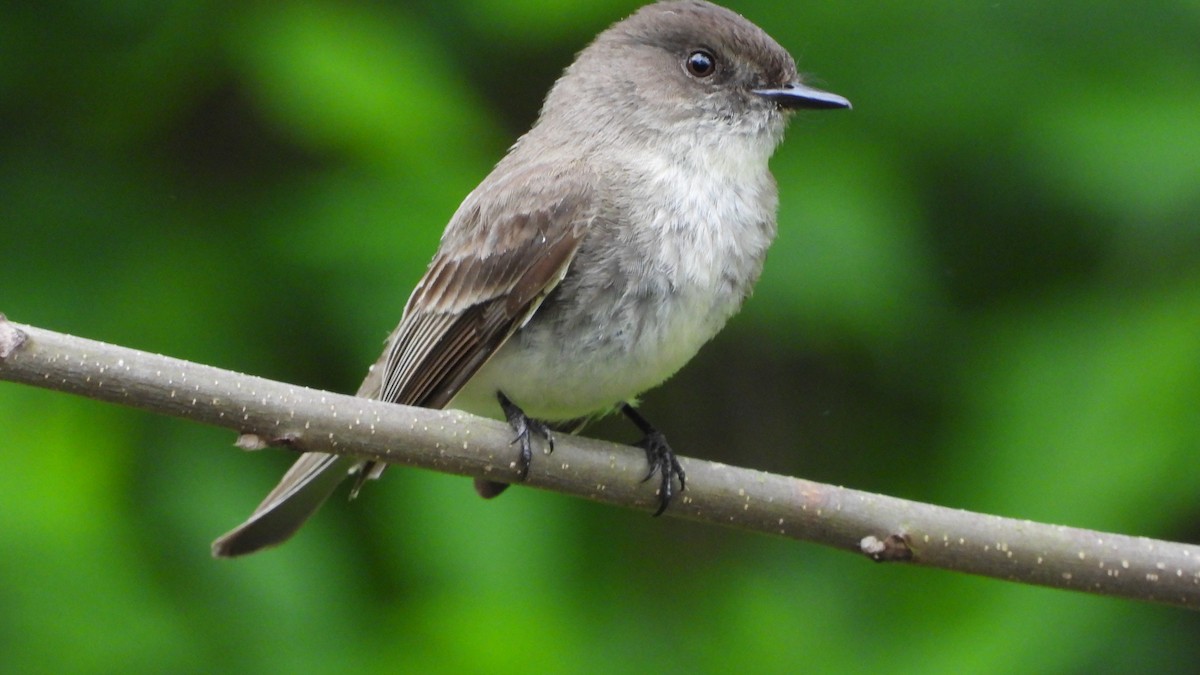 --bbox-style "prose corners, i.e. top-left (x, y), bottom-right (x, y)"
top-left (360, 178), bottom-right (592, 409)
top-left (342, 171), bottom-right (592, 489)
